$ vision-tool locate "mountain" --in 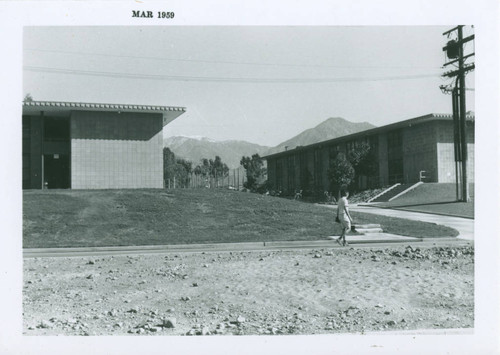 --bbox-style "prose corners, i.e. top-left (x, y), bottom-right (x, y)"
top-left (164, 136), bottom-right (270, 169)
top-left (164, 117), bottom-right (376, 168)
top-left (265, 117), bottom-right (376, 155)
